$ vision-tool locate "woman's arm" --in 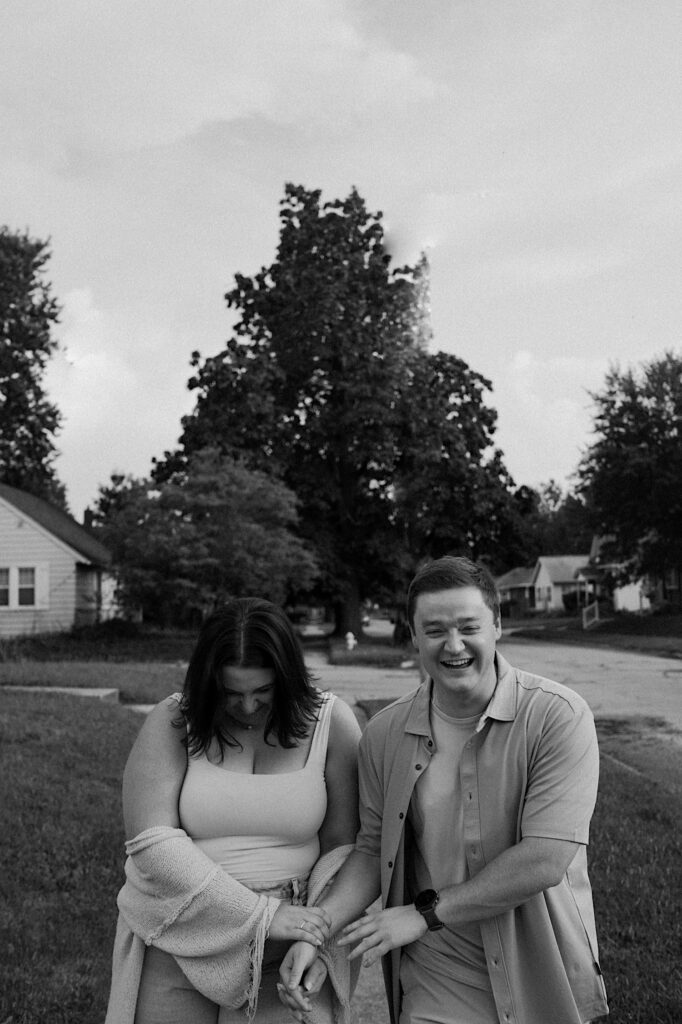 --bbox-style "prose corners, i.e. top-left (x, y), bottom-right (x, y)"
top-left (317, 697), bottom-right (362, 854)
top-left (122, 696), bottom-right (187, 840)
